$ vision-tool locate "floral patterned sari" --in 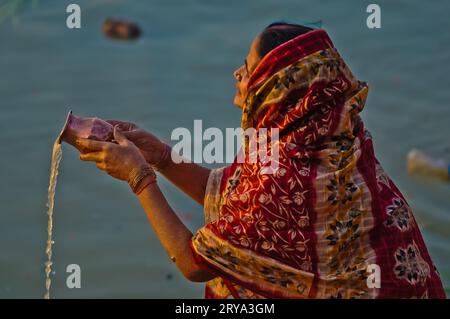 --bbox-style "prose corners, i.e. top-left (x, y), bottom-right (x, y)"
top-left (190, 29), bottom-right (446, 299)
